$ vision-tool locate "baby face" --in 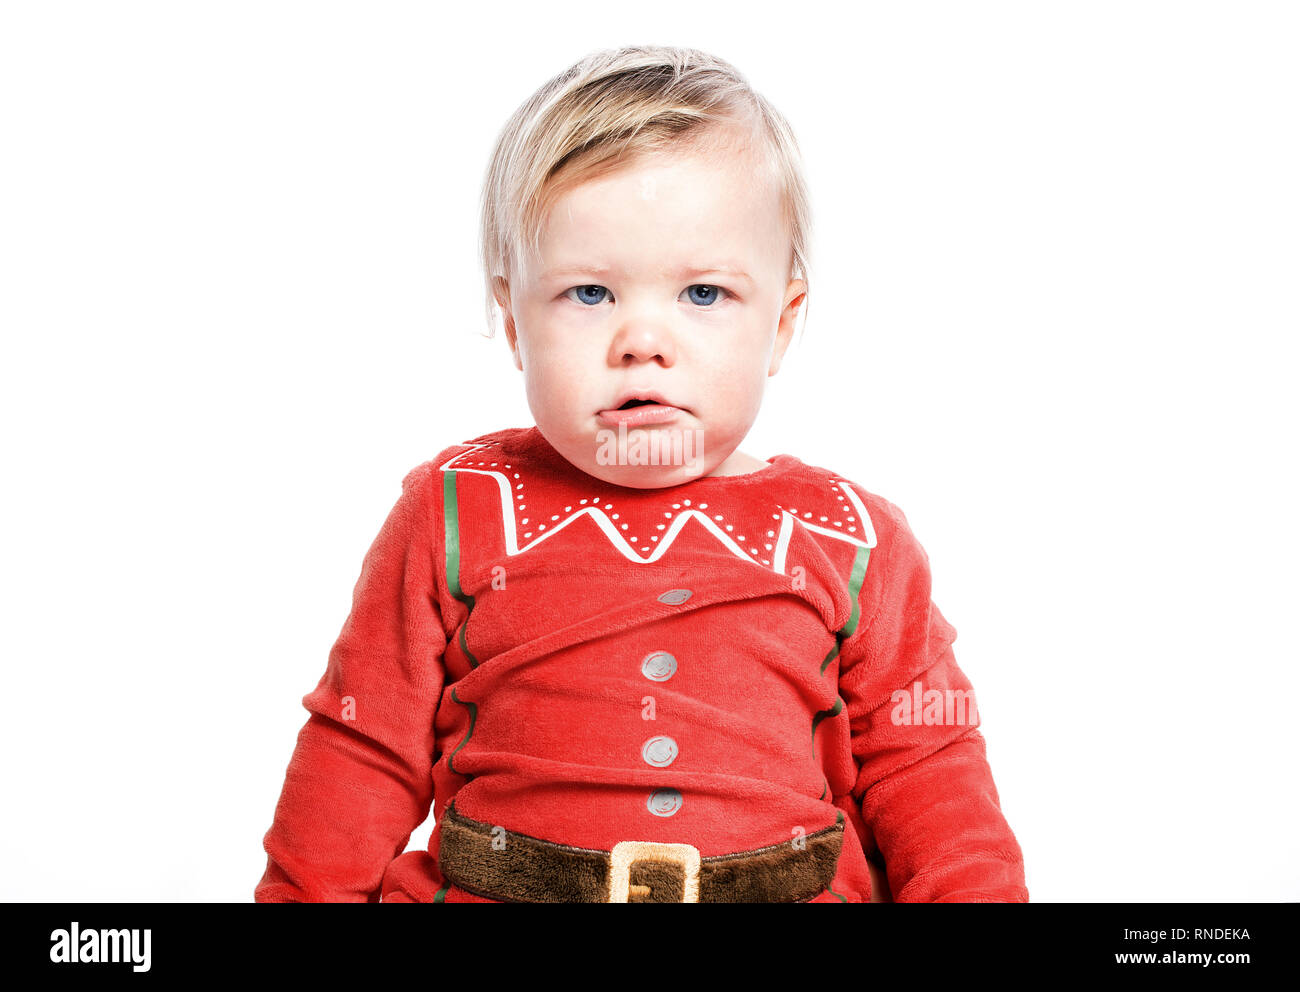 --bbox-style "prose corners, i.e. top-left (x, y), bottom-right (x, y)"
top-left (496, 138), bottom-right (806, 488)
